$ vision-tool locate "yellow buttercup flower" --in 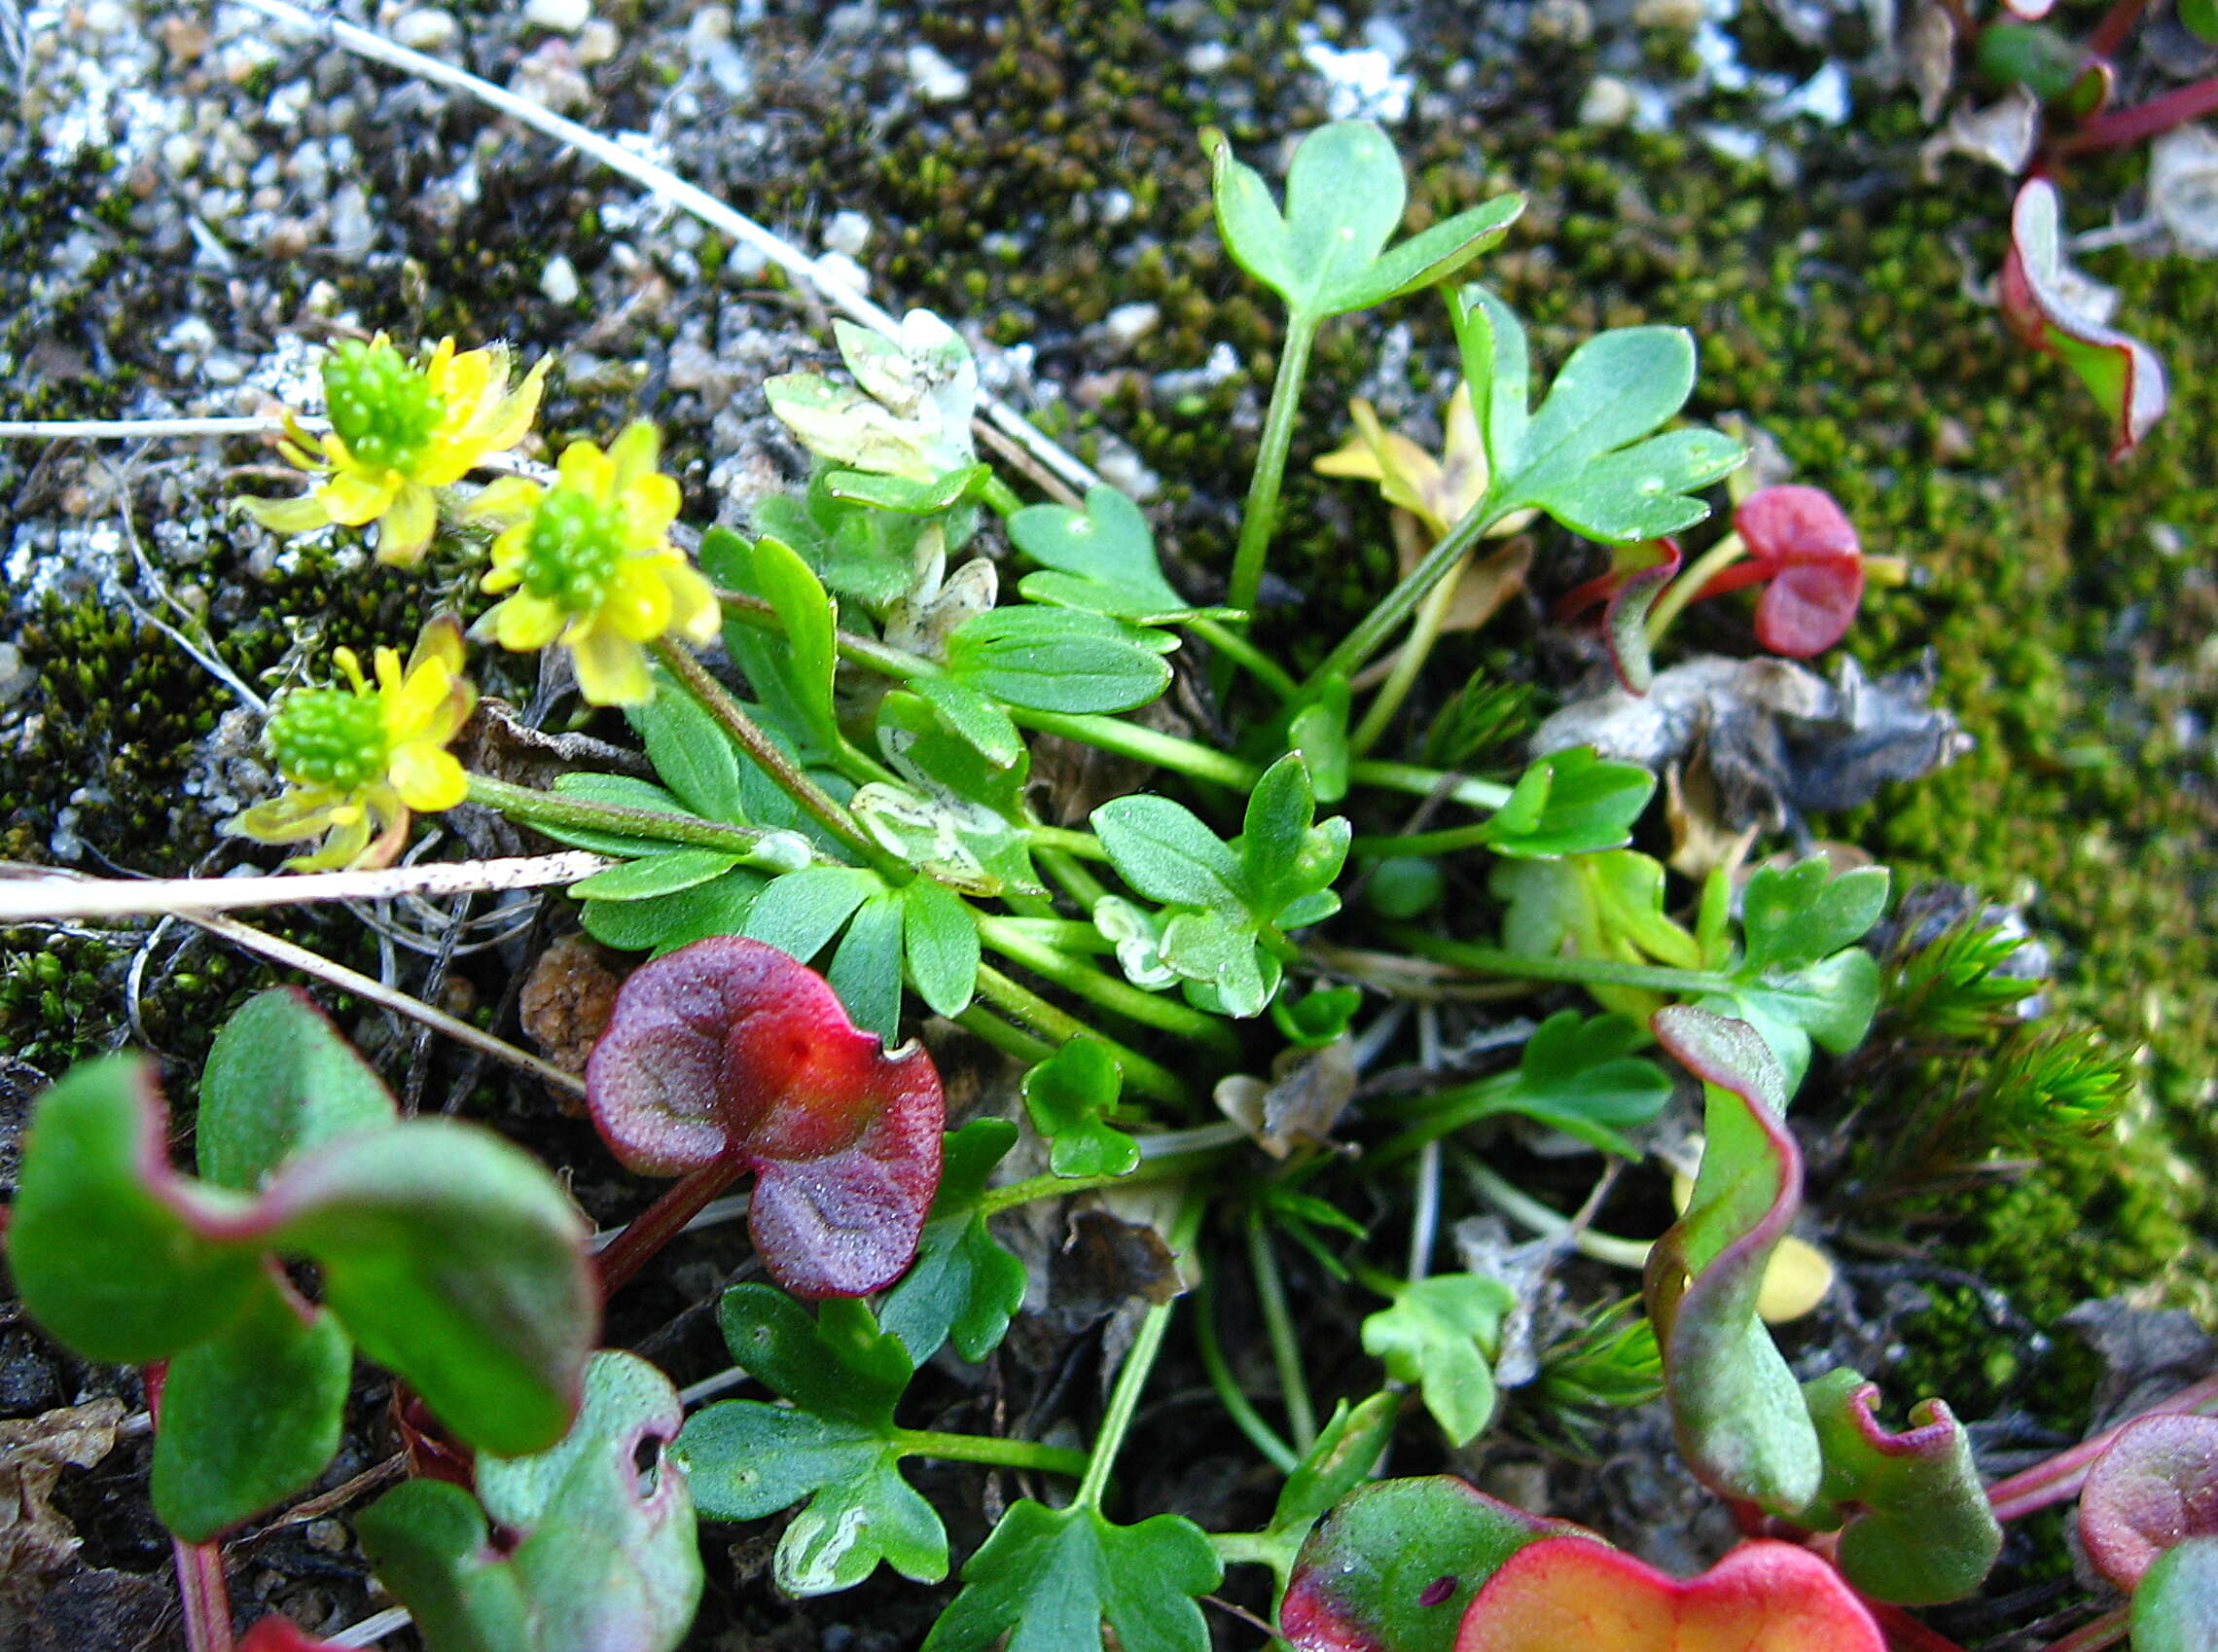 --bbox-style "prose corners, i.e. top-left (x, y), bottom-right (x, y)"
top-left (227, 619), bottom-right (478, 872)
top-left (242, 335), bottom-right (550, 566)
top-left (470, 421), bottom-right (718, 706)
top-left (1314, 382), bottom-right (1490, 539)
